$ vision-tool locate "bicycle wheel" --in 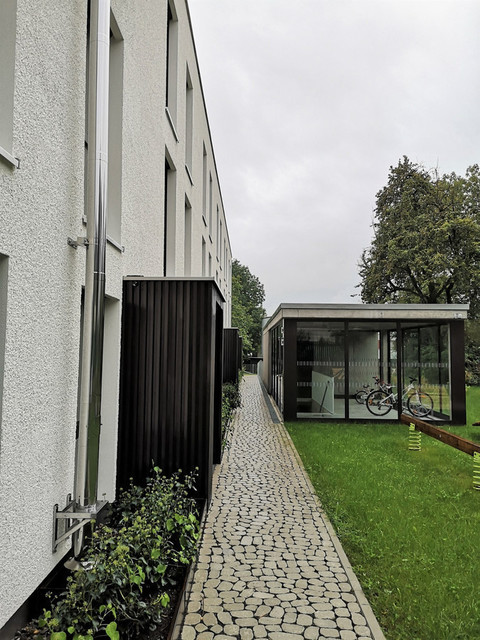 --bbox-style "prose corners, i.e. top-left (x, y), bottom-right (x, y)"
top-left (407, 392), bottom-right (433, 418)
top-left (355, 389), bottom-right (368, 404)
top-left (366, 390), bottom-right (393, 416)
